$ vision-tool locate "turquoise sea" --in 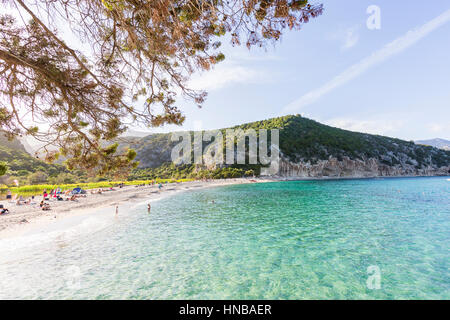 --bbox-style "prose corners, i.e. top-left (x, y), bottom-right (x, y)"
top-left (0, 177), bottom-right (449, 299)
